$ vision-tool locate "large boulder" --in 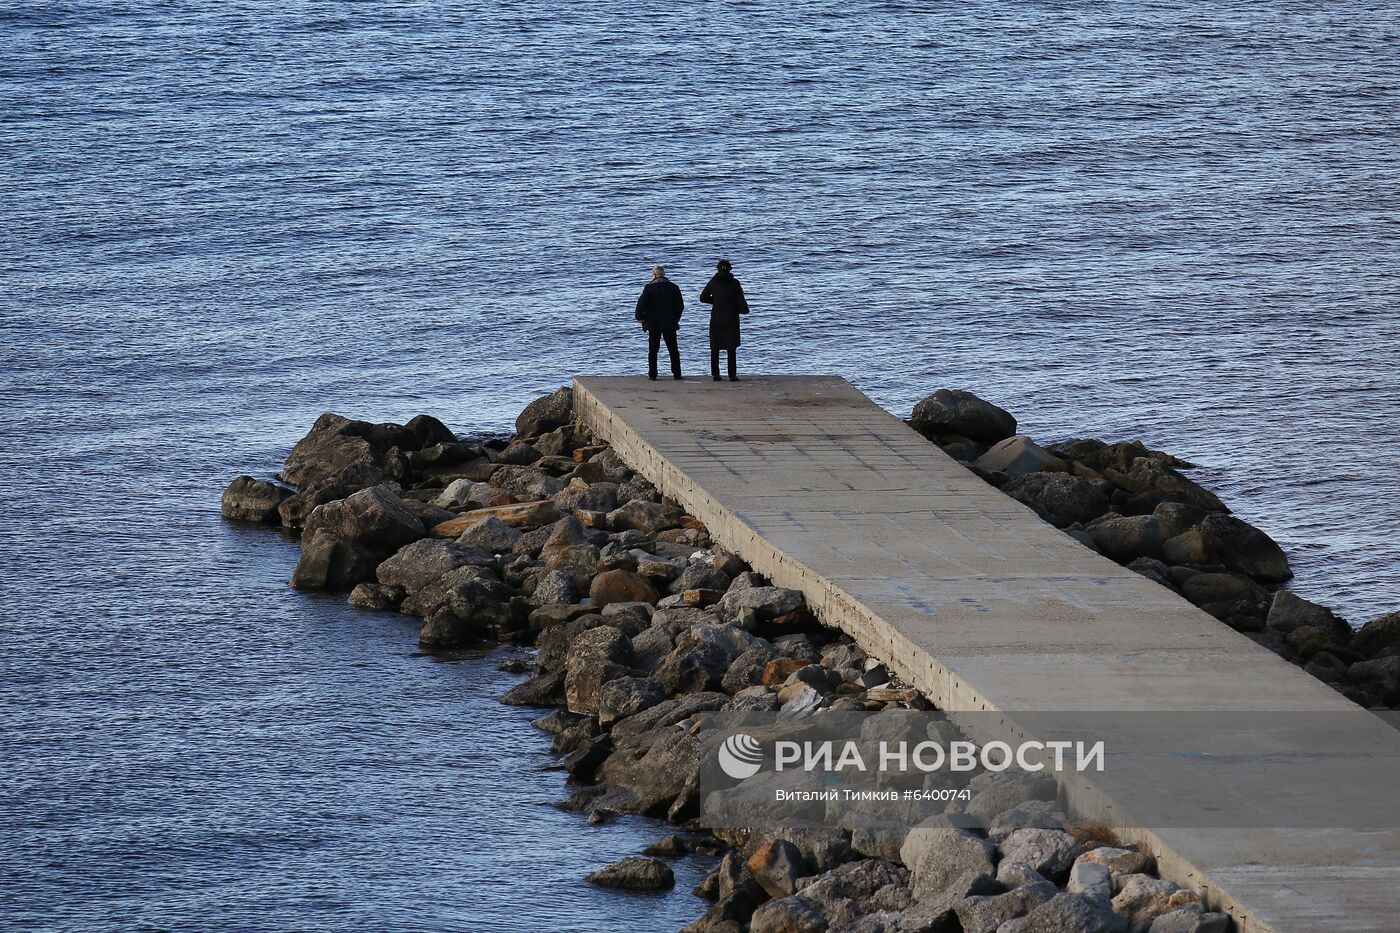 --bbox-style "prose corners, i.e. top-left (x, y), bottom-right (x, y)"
top-left (1198, 513), bottom-right (1291, 582)
top-left (455, 515), bottom-right (523, 554)
top-left (1016, 892), bottom-right (1127, 932)
top-left (303, 486), bottom-right (425, 556)
top-left (1353, 610), bottom-right (1400, 659)
top-left (515, 386), bottom-right (573, 437)
top-left (375, 538), bottom-right (494, 595)
top-left (1344, 656), bottom-right (1400, 705)
top-left (1265, 591), bottom-right (1350, 642)
top-left (997, 828), bottom-right (1079, 882)
top-left (593, 727), bottom-right (700, 815)
top-left (281, 413), bottom-right (389, 489)
top-left (564, 625), bottom-right (633, 713)
top-left (955, 880), bottom-right (1057, 933)
top-left (608, 499), bottom-right (682, 534)
top-left (746, 838), bottom-right (812, 899)
top-left (586, 856), bottom-right (674, 891)
top-left (910, 389), bottom-right (1017, 445)
top-left (1001, 473), bottom-right (1110, 528)
top-left (221, 476), bottom-right (291, 522)
top-left (719, 584), bottom-right (806, 622)
top-left (401, 564), bottom-right (511, 621)
top-left (899, 819), bottom-right (997, 900)
top-left (291, 530), bottom-right (379, 590)
top-left (404, 413), bottom-right (456, 449)
top-left (974, 436), bottom-right (1066, 477)
top-left (1086, 515), bottom-right (1164, 563)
